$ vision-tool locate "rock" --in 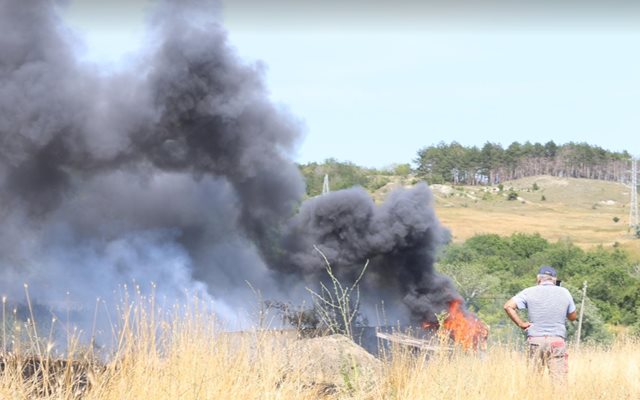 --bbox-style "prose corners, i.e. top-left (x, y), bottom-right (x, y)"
top-left (282, 334), bottom-right (382, 396)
